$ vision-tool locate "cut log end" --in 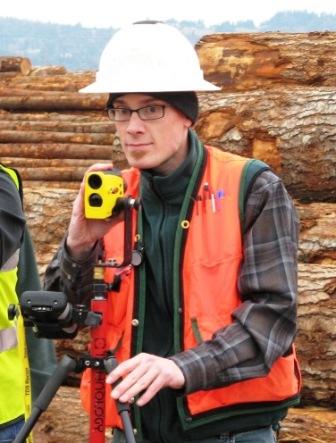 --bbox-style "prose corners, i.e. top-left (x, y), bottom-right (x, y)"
top-left (0, 57), bottom-right (32, 75)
